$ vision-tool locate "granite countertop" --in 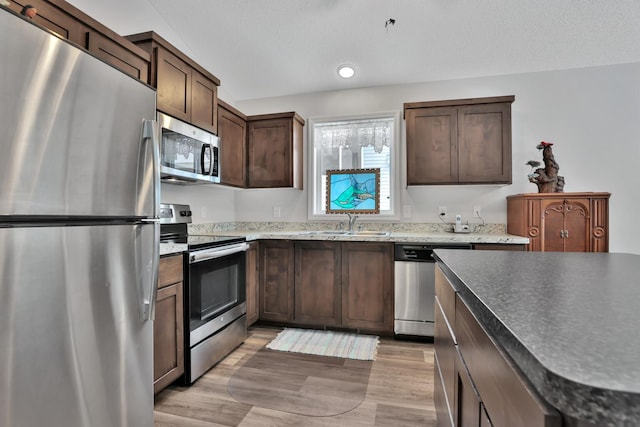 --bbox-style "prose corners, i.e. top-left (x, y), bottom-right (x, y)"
top-left (238, 230), bottom-right (528, 244)
top-left (159, 230), bottom-right (527, 255)
top-left (160, 243), bottom-right (187, 256)
top-left (433, 249), bottom-right (640, 426)
top-left (188, 222), bottom-right (528, 244)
